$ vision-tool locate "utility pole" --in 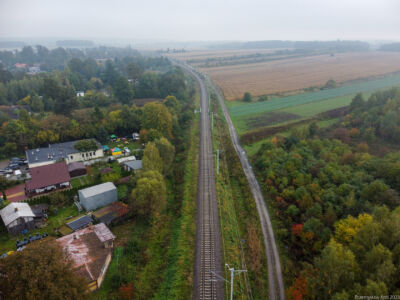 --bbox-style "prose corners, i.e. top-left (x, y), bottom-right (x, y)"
top-left (226, 264), bottom-right (247, 300)
top-left (216, 149), bottom-right (219, 175)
